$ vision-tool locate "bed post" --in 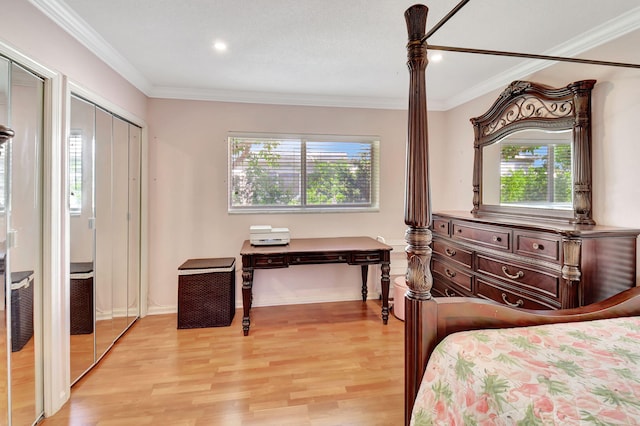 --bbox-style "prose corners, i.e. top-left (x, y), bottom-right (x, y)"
top-left (403, 5), bottom-right (434, 425)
